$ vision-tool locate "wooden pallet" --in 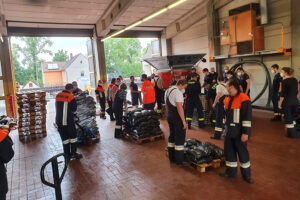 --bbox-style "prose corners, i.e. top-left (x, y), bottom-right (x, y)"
top-left (191, 158), bottom-right (225, 173)
top-left (124, 132), bottom-right (164, 144)
top-left (165, 149), bottom-right (224, 173)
